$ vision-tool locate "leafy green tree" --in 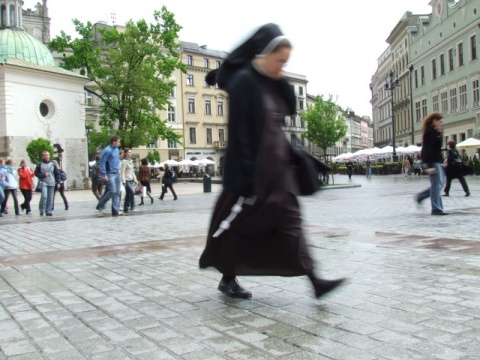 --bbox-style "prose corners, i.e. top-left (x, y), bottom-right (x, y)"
top-left (146, 150), bottom-right (161, 165)
top-left (85, 124), bottom-right (111, 160)
top-left (301, 95), bottom-right (347, 161)
top-left (49, 6), bottom-right (186, 149)
top-left (26, 138), bottom-right (54, 164)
